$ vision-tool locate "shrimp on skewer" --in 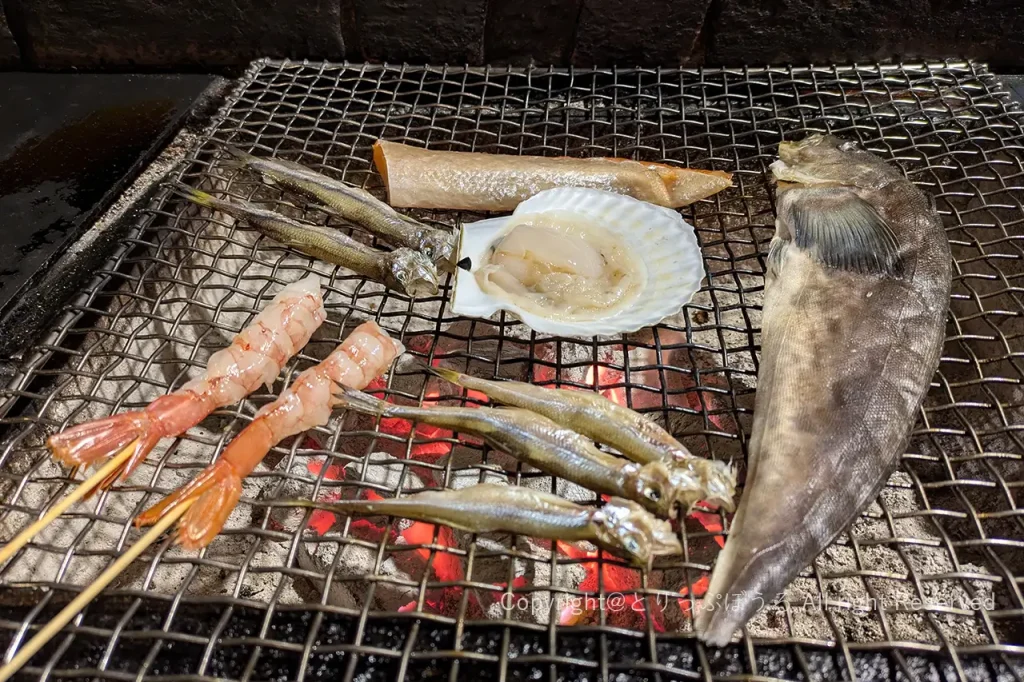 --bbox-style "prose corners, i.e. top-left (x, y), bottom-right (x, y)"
top-left (134, 321), bottom-right (404, 549)
top-left (47, 275), bottom-right (327, 491)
